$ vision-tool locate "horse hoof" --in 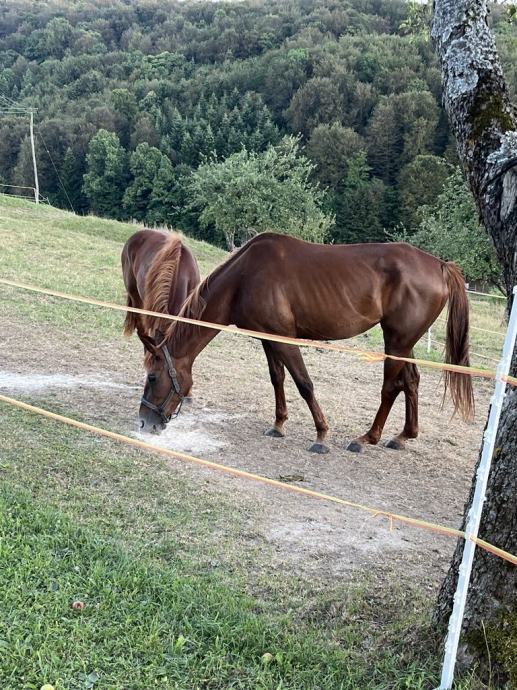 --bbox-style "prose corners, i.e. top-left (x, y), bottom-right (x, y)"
top-left (264, 427), bottom-right (285, 438)
top-left (346, 440), bottom-right (364, 453)
top-left (385, 438), bottom-right (404, 451)
top-left (308, 442), bottom-right (329, 454)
